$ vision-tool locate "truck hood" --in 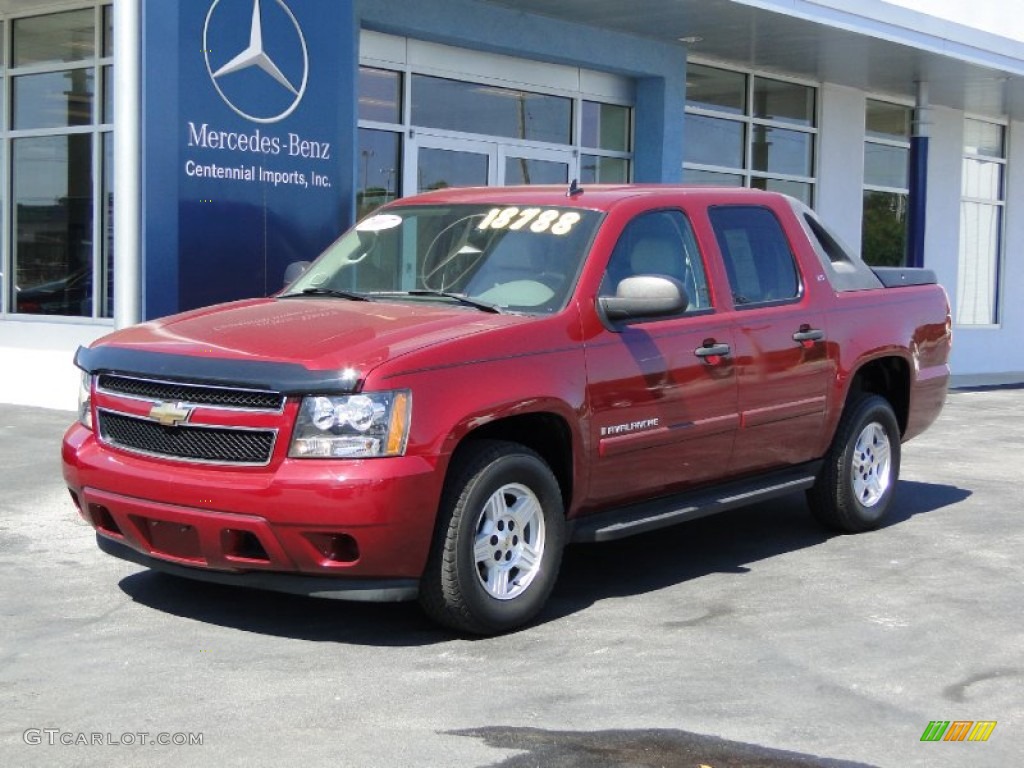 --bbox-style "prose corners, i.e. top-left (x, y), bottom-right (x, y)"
top-left (79, 297), bottom-right (527, 392)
